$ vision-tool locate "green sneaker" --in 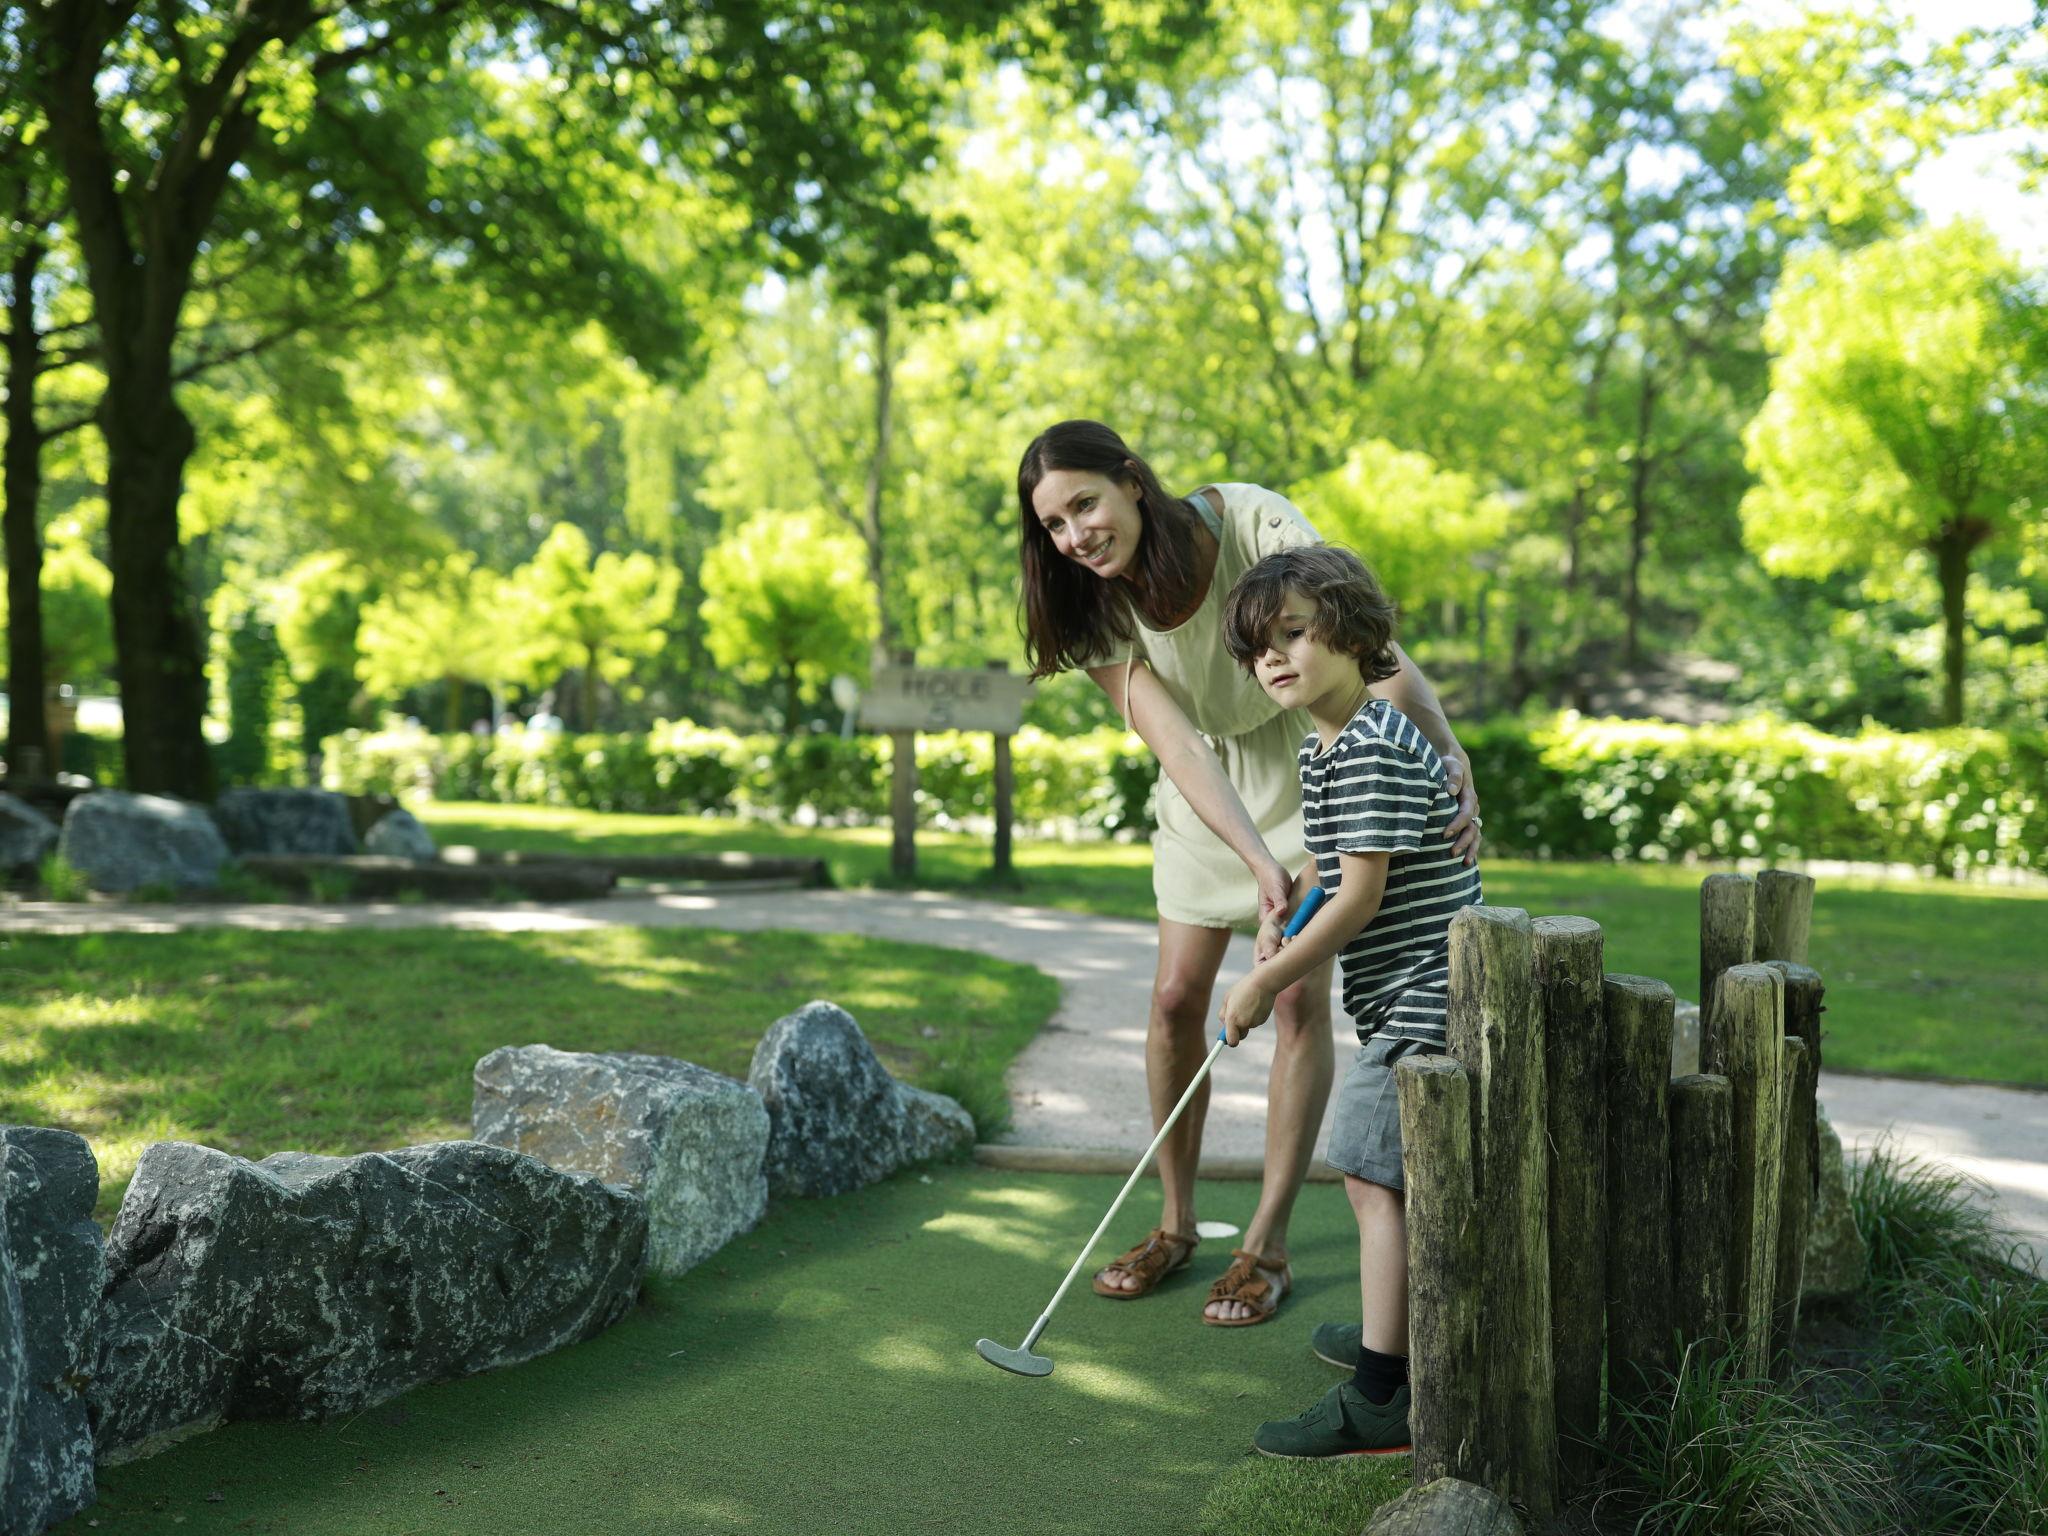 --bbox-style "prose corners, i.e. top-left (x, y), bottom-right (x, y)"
top-left (1310, 1320), bottom-right (1360, 1369)
top-left (1254, 1381), bottom-right (1412, 1459)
